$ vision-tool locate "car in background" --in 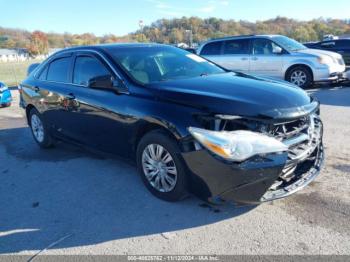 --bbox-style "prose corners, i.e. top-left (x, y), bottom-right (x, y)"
top-left (20, 44), bottom-right (324, 205)
top-left (304, 39), bottom-right (350, 66)
top-left (0, 82), bottom-right (12, 107)
top-left (184, 48), bottom-right (197, 54)
top-left (197, 35), bottom-right (346, 88)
